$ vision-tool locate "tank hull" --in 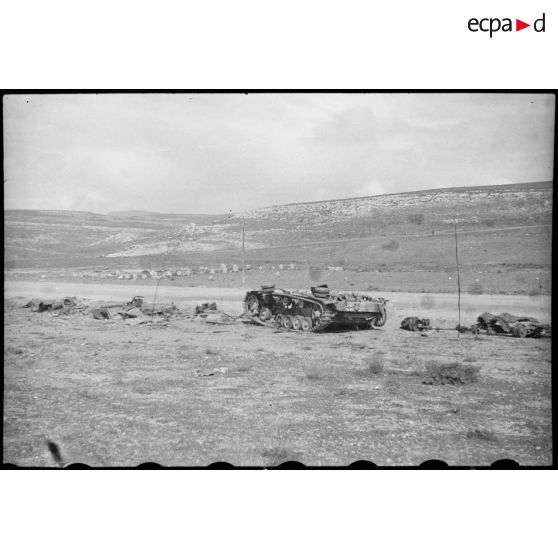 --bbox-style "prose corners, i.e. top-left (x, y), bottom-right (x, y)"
top-left (243, 286), bottom-right (387, 332)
